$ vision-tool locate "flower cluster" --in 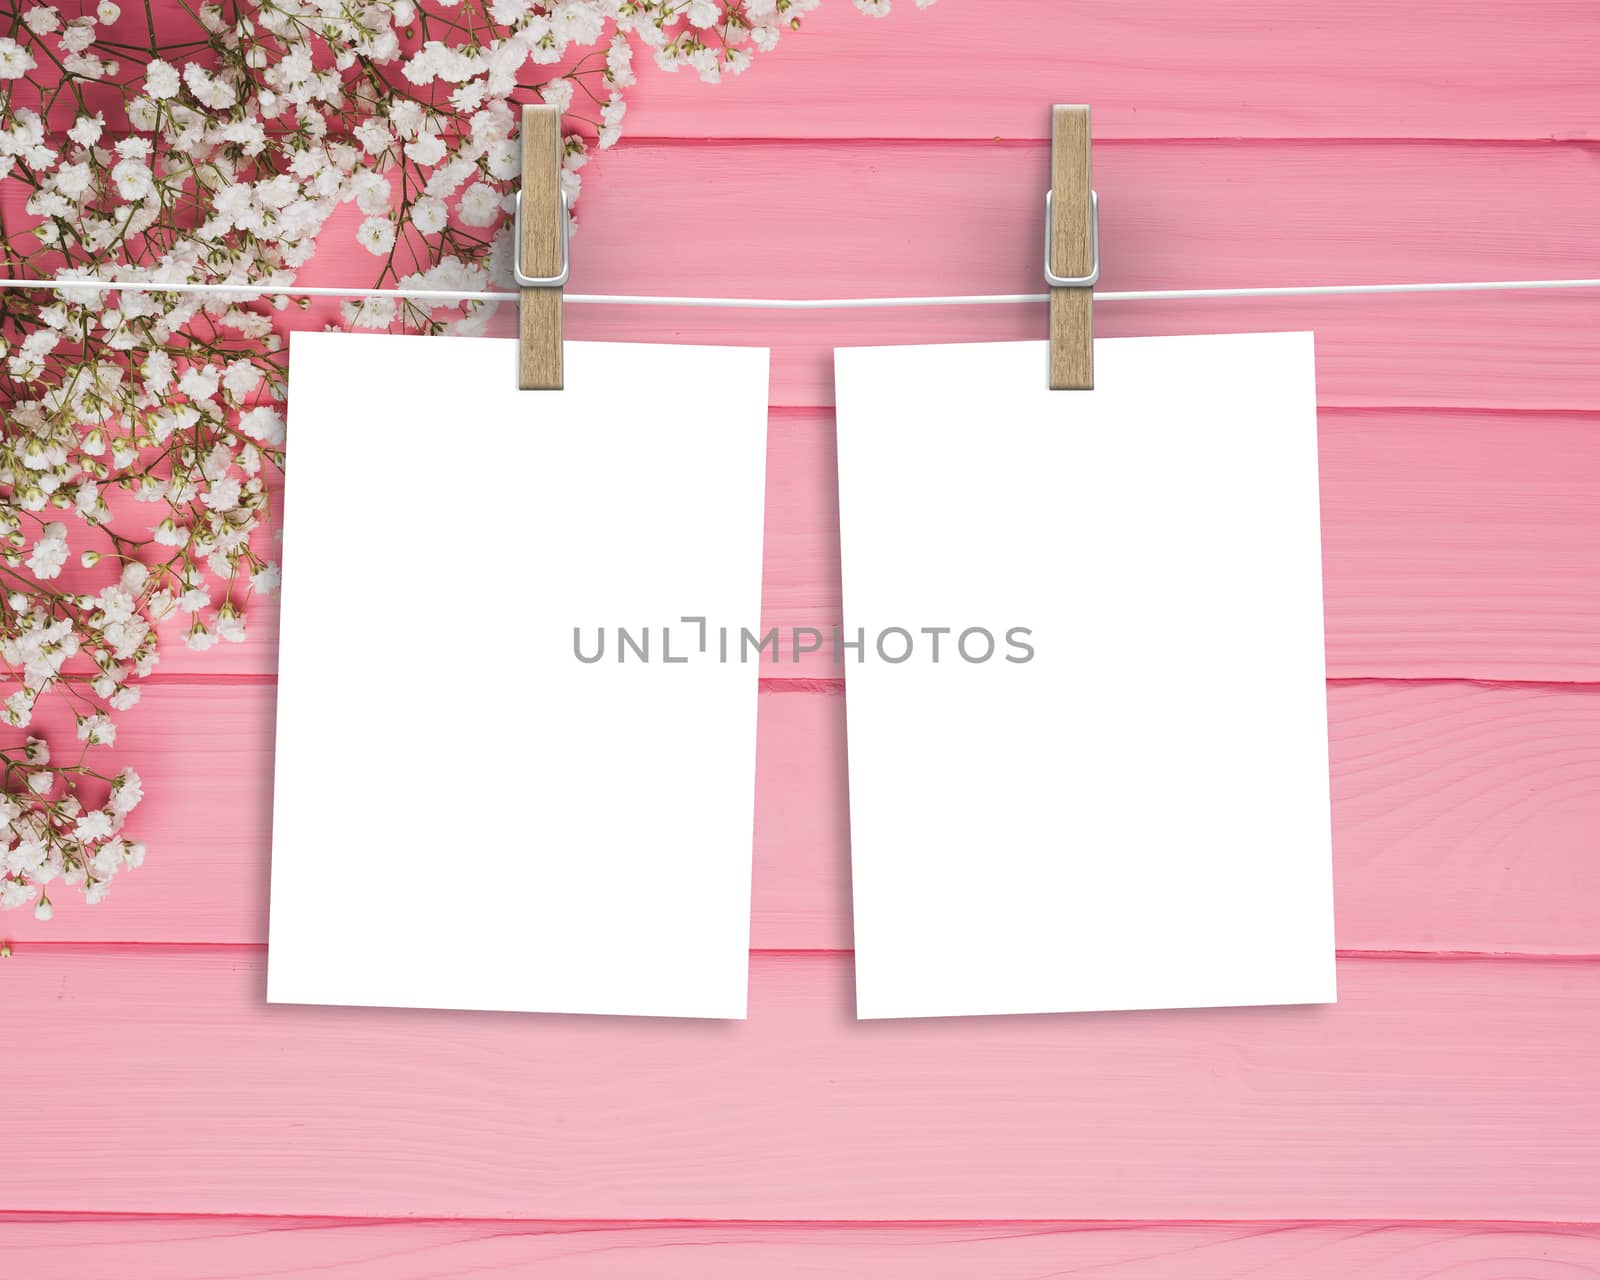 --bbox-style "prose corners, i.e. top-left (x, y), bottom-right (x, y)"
top-left (0, 1), bottom-right (932, 918)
